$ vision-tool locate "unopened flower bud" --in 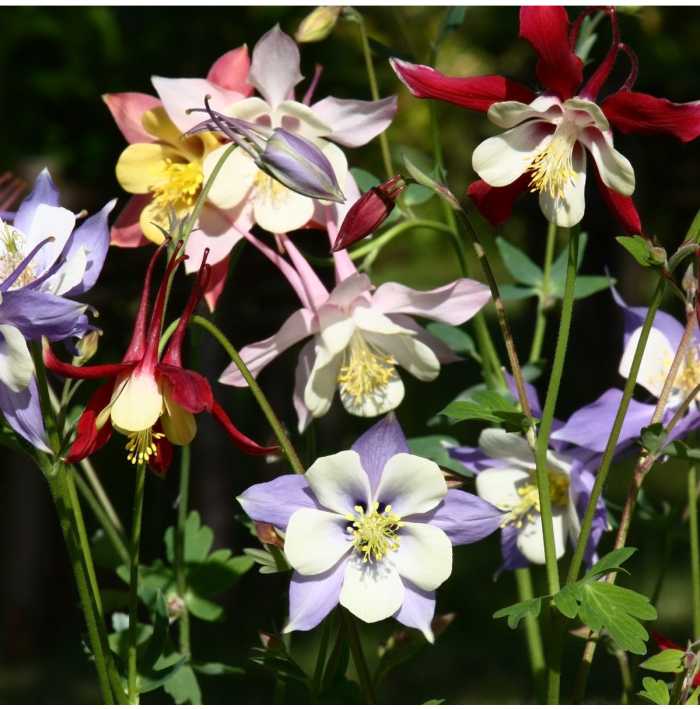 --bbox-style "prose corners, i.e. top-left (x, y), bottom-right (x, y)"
top-left (295, 6), bottom-right (342, 43)
top-left (332, 175), bottom-right (406, 252)
top-left (257, 128), bottom-right (345, 203)
top-left (72, 330), bottom-right (100, 366)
